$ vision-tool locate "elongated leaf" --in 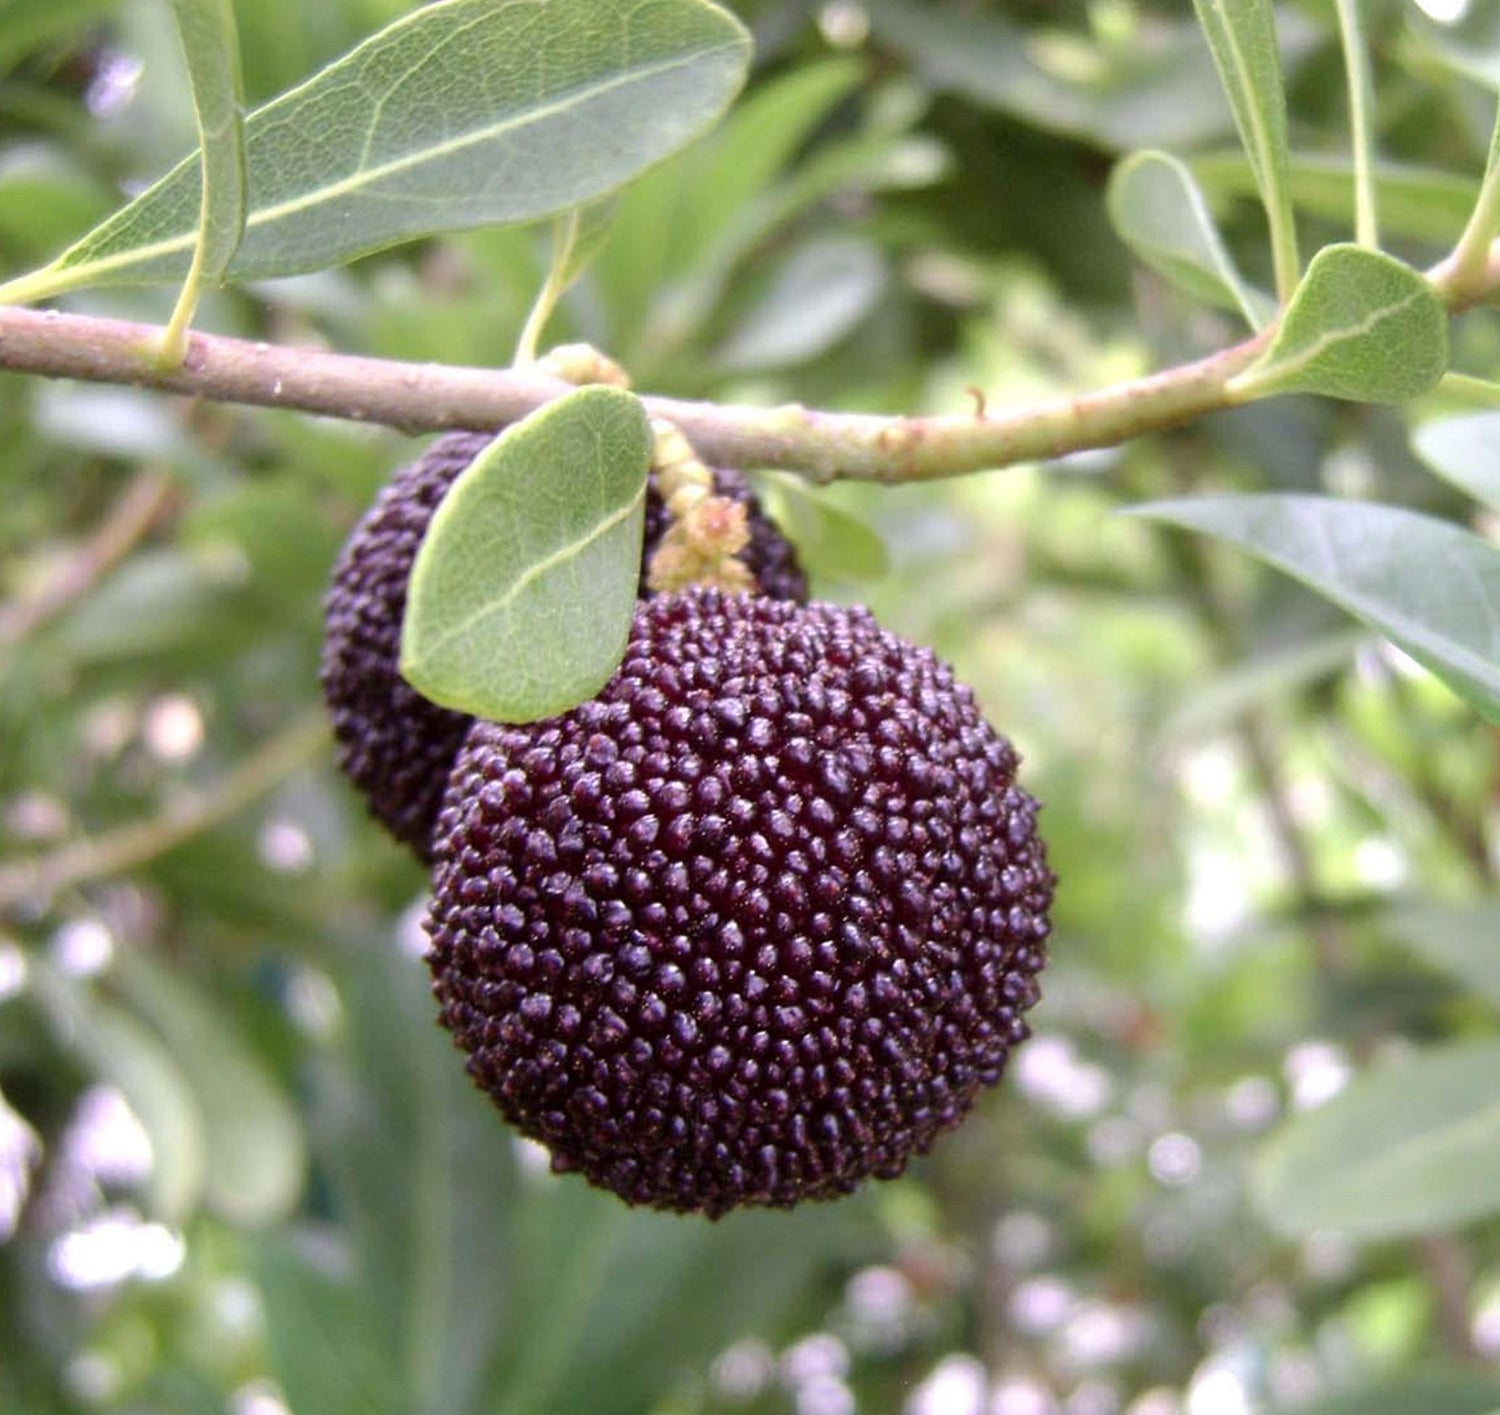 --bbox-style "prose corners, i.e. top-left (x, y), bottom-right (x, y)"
top-left (715, 235), bottom-right (888, 371)
top-left (1383, 903), bottom-right (1500, 1010)
top-left (1133, 494), bottom-right (1500, 723)
top-left (311, 937), bottom-right (520, 1415)
top-left (168, 0), bottom-right (246, 287)
top-left (1189, 0), bottom-right (1299, 298)
top-left (755, 472), bottom-right (889, 582)
top-left (30, 966), bottom-right (205, 1224)
top-left (9, 0), bottom-right (750, 295)
top-left (1191, 151), bottom-right (1479, 246)
top-left (1253, 1038), bottom-right (1500, 1239)
top-left (869, 1), bottom-right (1236, 152)
top-left (1278, 1374), bottom-right (1500, 1415)
top-left (1414, 412), bottom-right (1500, 513)
top-left (1229, 245), bottom-right (1448, 403)
top-left (592, 56), bottom-right (866, 343)
top-left (1159, 628), bottom-right (1369, 742)
top-left (1106, 149), bottom-right (1265, 326)
top-left (112, 950), bottom-right (305, 1225)
top-left (401, 386), bottom-right (650, 723)
top-left (257, 1234), bottom-right (399, 1415)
